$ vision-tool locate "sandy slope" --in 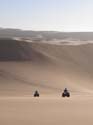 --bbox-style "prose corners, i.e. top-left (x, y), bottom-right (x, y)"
top-left (1, 96), bottom-right (93, 125)
top-left (0, 41), bottom-right (93, 95)
top-left (1, 39), bottom-right (93, 125)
